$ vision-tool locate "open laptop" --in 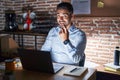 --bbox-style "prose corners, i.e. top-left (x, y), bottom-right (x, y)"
top-left (17, 48), bottom-right (64, 74)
